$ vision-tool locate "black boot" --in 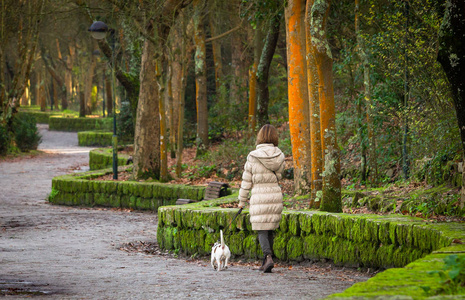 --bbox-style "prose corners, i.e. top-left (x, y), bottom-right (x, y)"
top-left (262, 254), bottom-right (274, 273)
